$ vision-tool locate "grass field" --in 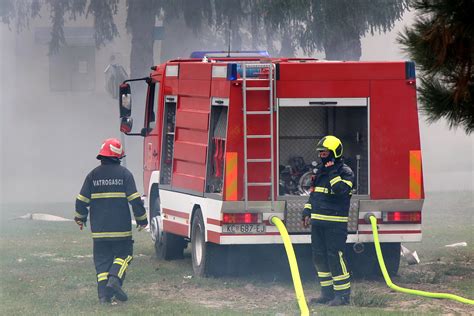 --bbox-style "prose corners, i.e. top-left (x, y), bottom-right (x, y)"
top-left (0, 191), bottom-right (473, 315)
